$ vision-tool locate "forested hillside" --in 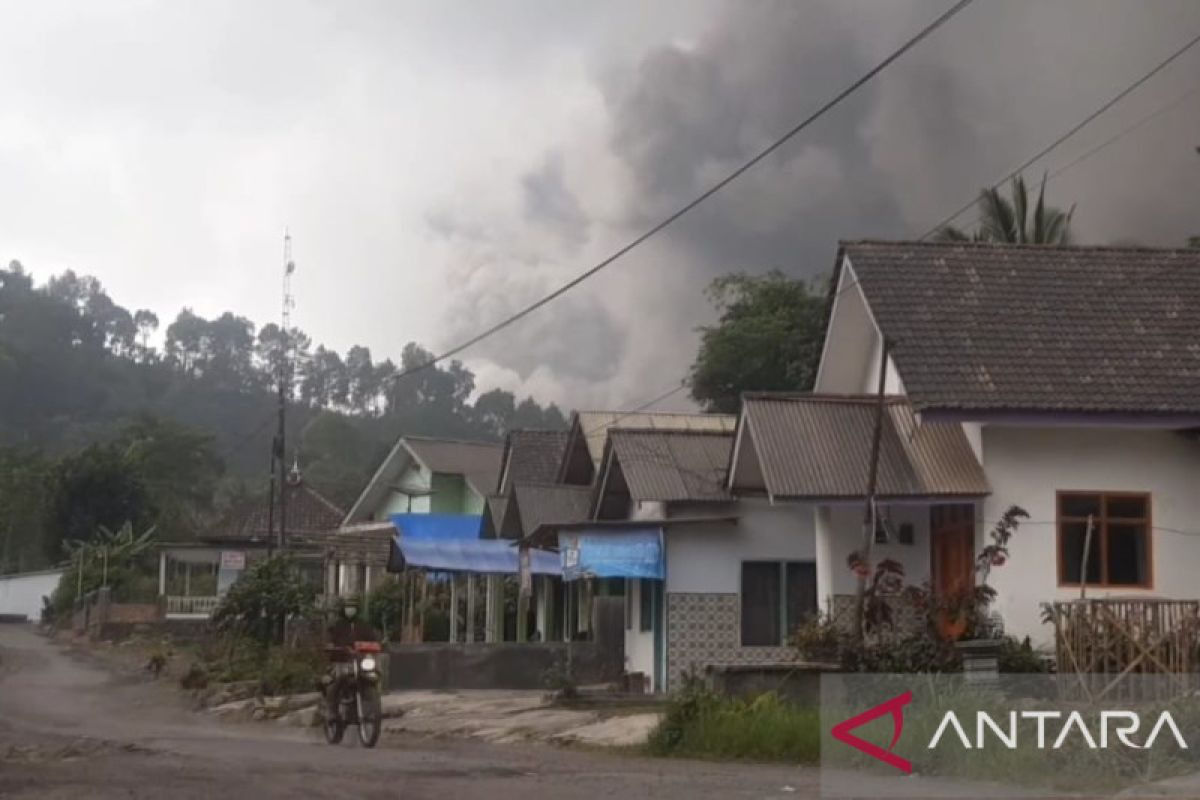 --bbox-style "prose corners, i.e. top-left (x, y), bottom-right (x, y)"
top-left (0, 260), bottom-right (565, 573)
